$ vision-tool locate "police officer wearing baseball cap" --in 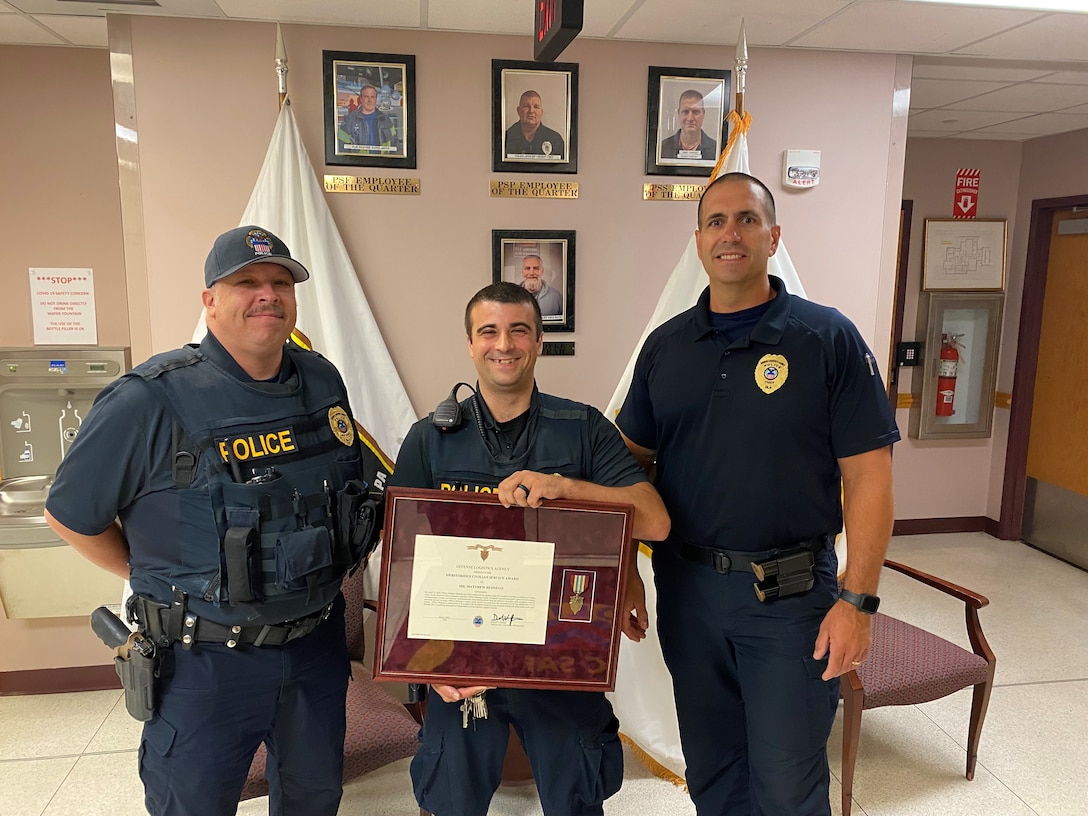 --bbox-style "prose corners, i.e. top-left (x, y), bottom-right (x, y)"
top-left (46, 225), bottom-right (373, 815)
